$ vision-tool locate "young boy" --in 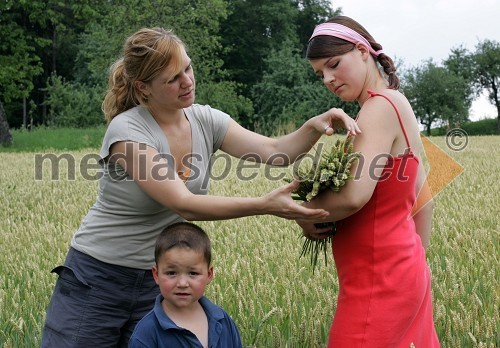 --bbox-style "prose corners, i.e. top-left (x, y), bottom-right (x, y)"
top-left (129, 222), bottom-right (242, 347)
